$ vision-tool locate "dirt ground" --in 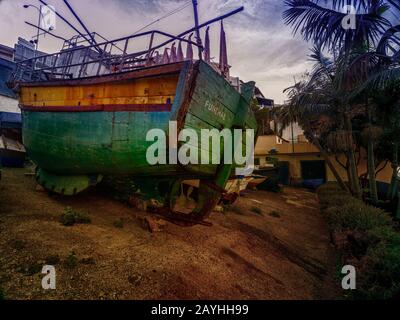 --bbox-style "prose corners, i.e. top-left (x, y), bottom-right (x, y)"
top-left (0, 168), bottom-right (339, 300)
